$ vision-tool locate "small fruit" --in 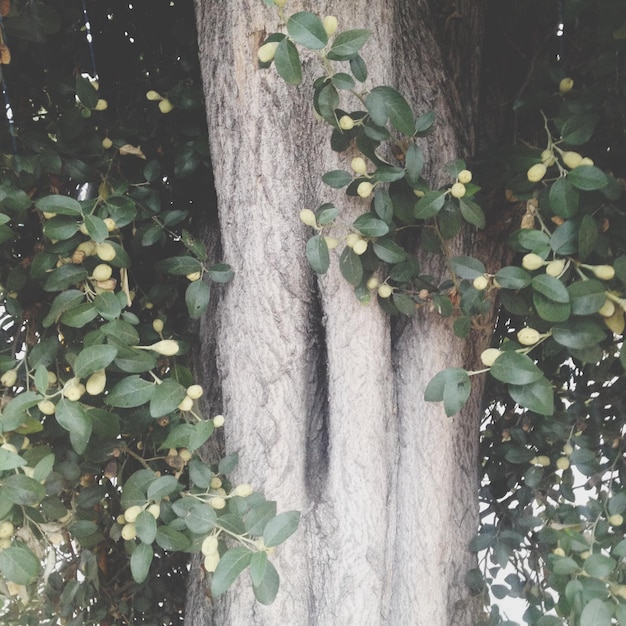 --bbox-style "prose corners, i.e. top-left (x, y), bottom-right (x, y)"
top-left (530, 455), bottom-right (550, 467)
top-left (541, 149), bottom-right (556, 166)
top-left (96, 242), bottom-right (116, 261)
top-left (527, 163), bottom-right (547, 183)
top-left (92, 263), bottom-right (113, 281)
top-left (121, 523), bottom-right (137, 541)
top-left (158, 99), bottom-right (174, 114)
top-left (103, 218), bottom-right (117, 232)
top-left (179, 448), bottom-right (192, 462)
top-left (299, 208), bottom-right (317, 227)
top-left (201, 535), bottom-right (219, 556)
top-left (178, 395), bottom-right (194, 412)
top-left (517, 327), bottom-right (541, 346)
top-left (555, 456), bottom-right (570, 470)
top-left (545, 259), bottom-right (566, 277)
top-left (232, 484), bottom-right (254, 498)
top-left (559, 77), bottom-right (574, 93)
top-left (609, 513), bottom-right (624, 527)
top-left (563, 443), bottom-right (574, 456)
top-left (413, 189), bottom-right (425, 198)
top-left (77, 241), bottom-right (97, 256)
top-left (366, 276), bottom-right (379, 290)
top-left (1, 369), bottom-right (17, 387)
top-left (102, 137), bottom-right (113, 149)
top-left (598, 299), bottom-right (615, 318)
top-left (450, 182), bottom-right (466, 198)
top-left (94, 99), bottom-right (108, 111)
top-left (472, 275), bottom-right (489, 291)
top-left (147, 340), bottom-right (179, 356)
top-left (63, 380), bottom-right (84, 401)
top-left (86, 369), bottom-right (107, 396)
top-left (147, 503), bottom-right (160, 519)
top-left (203, 551), bottom-right (220, 572)
top-left (553, 547), bottom-right (566, 557)
top-left (591, 265), bottom-right (615, 281)
top-left (0, 521), bottom-right (14, 539)
top-left (322, 15), bottom-right (338, 37)
top-left (378, 284), bottom-right (393, 299)
top-left (38, 399), bottom-right (56, 415)
top-left (579, 157), bottom-right (594, 166)
top-left (357, 181), bottom-right (373, 198)
top-left (324, 236), bottom-right (339, 249)
top-left (210, 497), bottom-right (226, 510)
top-left (152, 319), bottom-right (164, 333)
top-left (345, 233), bottom-right (362, 248)
top-left (458, 169), bottom-right (472, 184)
top-left (146, 90), bottom-right (162, 101)
top-left (338, 115), bottom-right (354, 131)
top-left (124, 505), bottom-right (142, 524)
top-left (351, 157), bottom-right (367, 175)
top-left (521, 253), bottom-right (545, 271)
top-left (186, 271), bottom-right (202, 281)
top-left (273, 0), bottom-right (287, 6)
top-left (257, 41), bottom-right (280, 63)
top-left (186, 384), bottom-right (203, 400)
top-left (213, 415), bottom-right (225, 427)
top-left (480, 348), bottom-right (502, 367)
top-left (47, 371), bottom-right (57, 386)
top-left (561, 151), bottom-right (583, 169)
top-left (210, 477), bottom-right (223, 489)
top-left (352, 239), bottom-right (368, 255)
